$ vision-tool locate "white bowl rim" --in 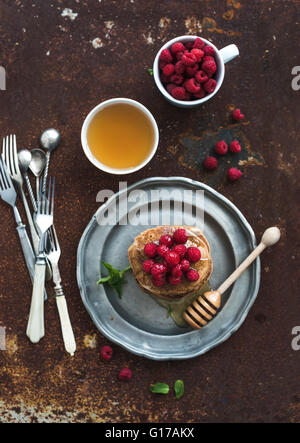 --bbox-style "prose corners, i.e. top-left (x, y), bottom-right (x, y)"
top-left (81, 98), bottom-right (159, 175)
top-left (153, 35), bottom-right (225, 106)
